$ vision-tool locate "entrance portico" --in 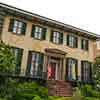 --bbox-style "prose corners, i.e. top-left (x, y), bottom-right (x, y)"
top-left (44, 48), bottom-right (66, 80)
